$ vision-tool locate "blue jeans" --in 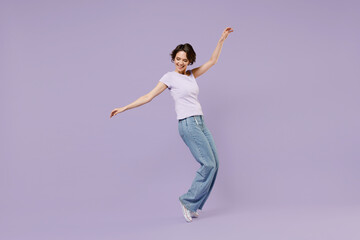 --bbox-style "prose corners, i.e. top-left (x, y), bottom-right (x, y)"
top-left (178, 115), bottom-right (219, 212)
